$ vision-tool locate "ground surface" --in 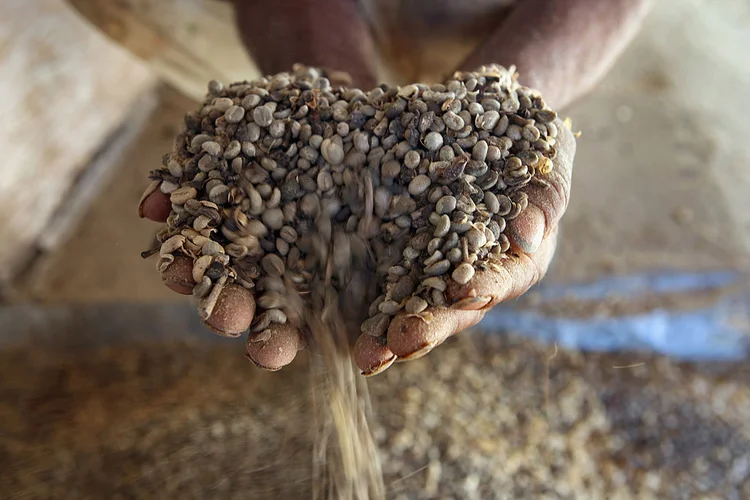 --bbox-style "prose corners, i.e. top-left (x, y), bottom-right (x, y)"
top-left (1, 308), bottom-right (749, 499)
